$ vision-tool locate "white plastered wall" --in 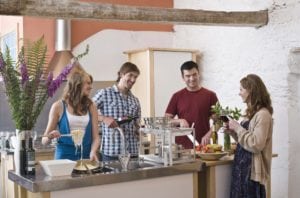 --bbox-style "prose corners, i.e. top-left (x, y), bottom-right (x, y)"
top-left (73, 30), bottom-right (173, 81)
top-left (173, 1), bottom-right (300, 198)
